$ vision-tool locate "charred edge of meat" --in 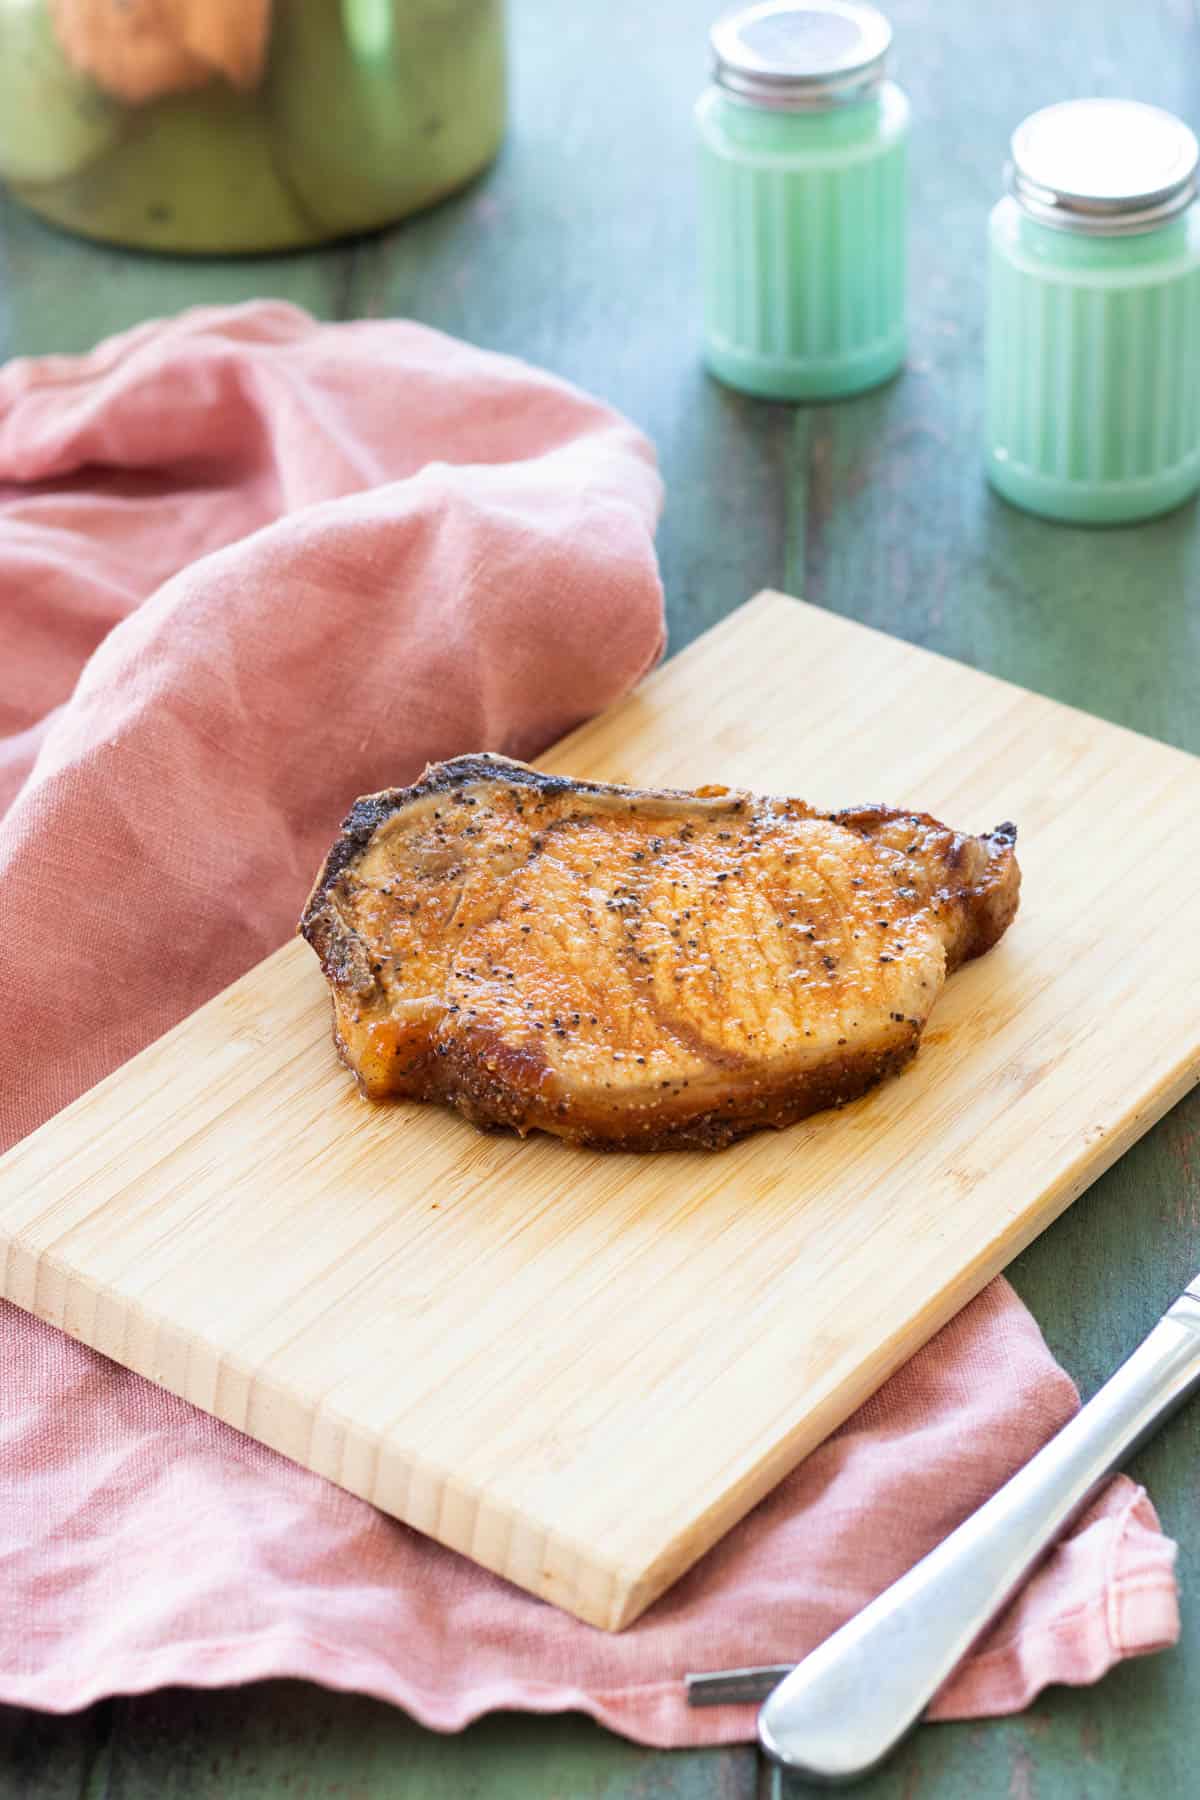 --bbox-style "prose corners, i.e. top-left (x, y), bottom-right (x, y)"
top-left (298, 754), bottom-right (749, 943)
top-left (299, 762), bottom-right (1020, 979)
top-left (301, 757), bottom-right (541, 929)
top-left (828, 805), bottom-right (1017, 853)
top-left (427, 1019), bottom-right (924, 1152)
top-left (947, 821), bottom-right (1021, 967)
top-left (828, 808), bottom-right (1019, 970)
